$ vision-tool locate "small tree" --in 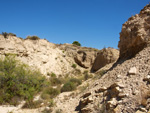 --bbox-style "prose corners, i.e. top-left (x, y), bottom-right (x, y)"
top-left (72, 41), bottom-right (81, 46)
